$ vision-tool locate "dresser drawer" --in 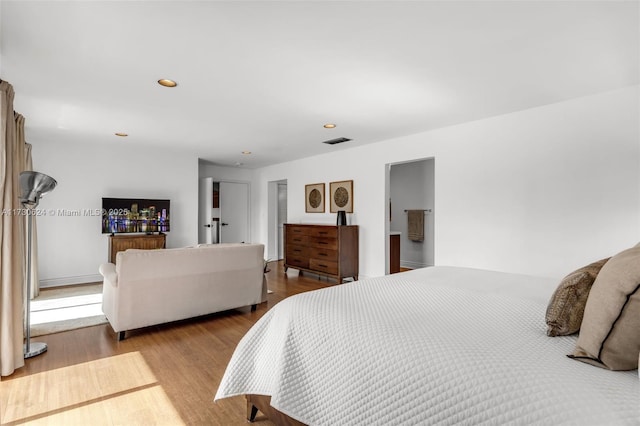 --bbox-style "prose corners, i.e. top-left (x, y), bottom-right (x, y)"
top-left (287, 257), bottom-right (309, 269)
top-left (307, 227), bottom-right (337, 238)
top-left (286, 249), bottom-right (309, 269)
top-left (309, 236), bottom-right (337, 250)
top-left (287, 233), bottom-right (309, 246)
top-left (287, 226), bottom-right (310, 236)
top-left (309, 258), bottom-right (338, 275)
top-left (287, 245), bottom-right (308, 258)
top-left (309, 247), bottom-right (337, 261)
